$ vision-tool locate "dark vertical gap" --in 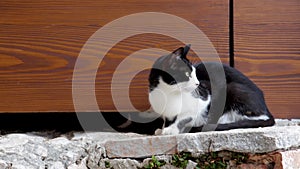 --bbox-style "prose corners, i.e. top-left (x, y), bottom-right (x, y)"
top-left (229, 0), bottom-right (234, 67)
